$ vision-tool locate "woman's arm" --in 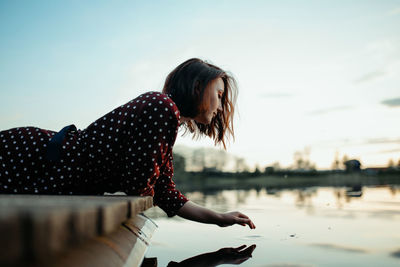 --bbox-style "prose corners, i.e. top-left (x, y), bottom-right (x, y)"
top-left (177, 200), bottom-right (256, 229)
